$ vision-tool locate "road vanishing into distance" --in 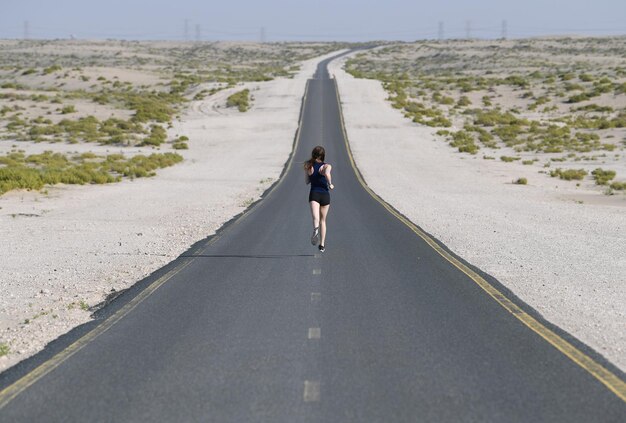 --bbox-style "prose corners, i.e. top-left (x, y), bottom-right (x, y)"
top-left (1, 53), bottom-right (625, 422)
